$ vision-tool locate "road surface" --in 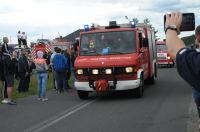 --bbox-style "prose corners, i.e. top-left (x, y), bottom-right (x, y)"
top-left (0, 68), bottom-right (196, 132)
